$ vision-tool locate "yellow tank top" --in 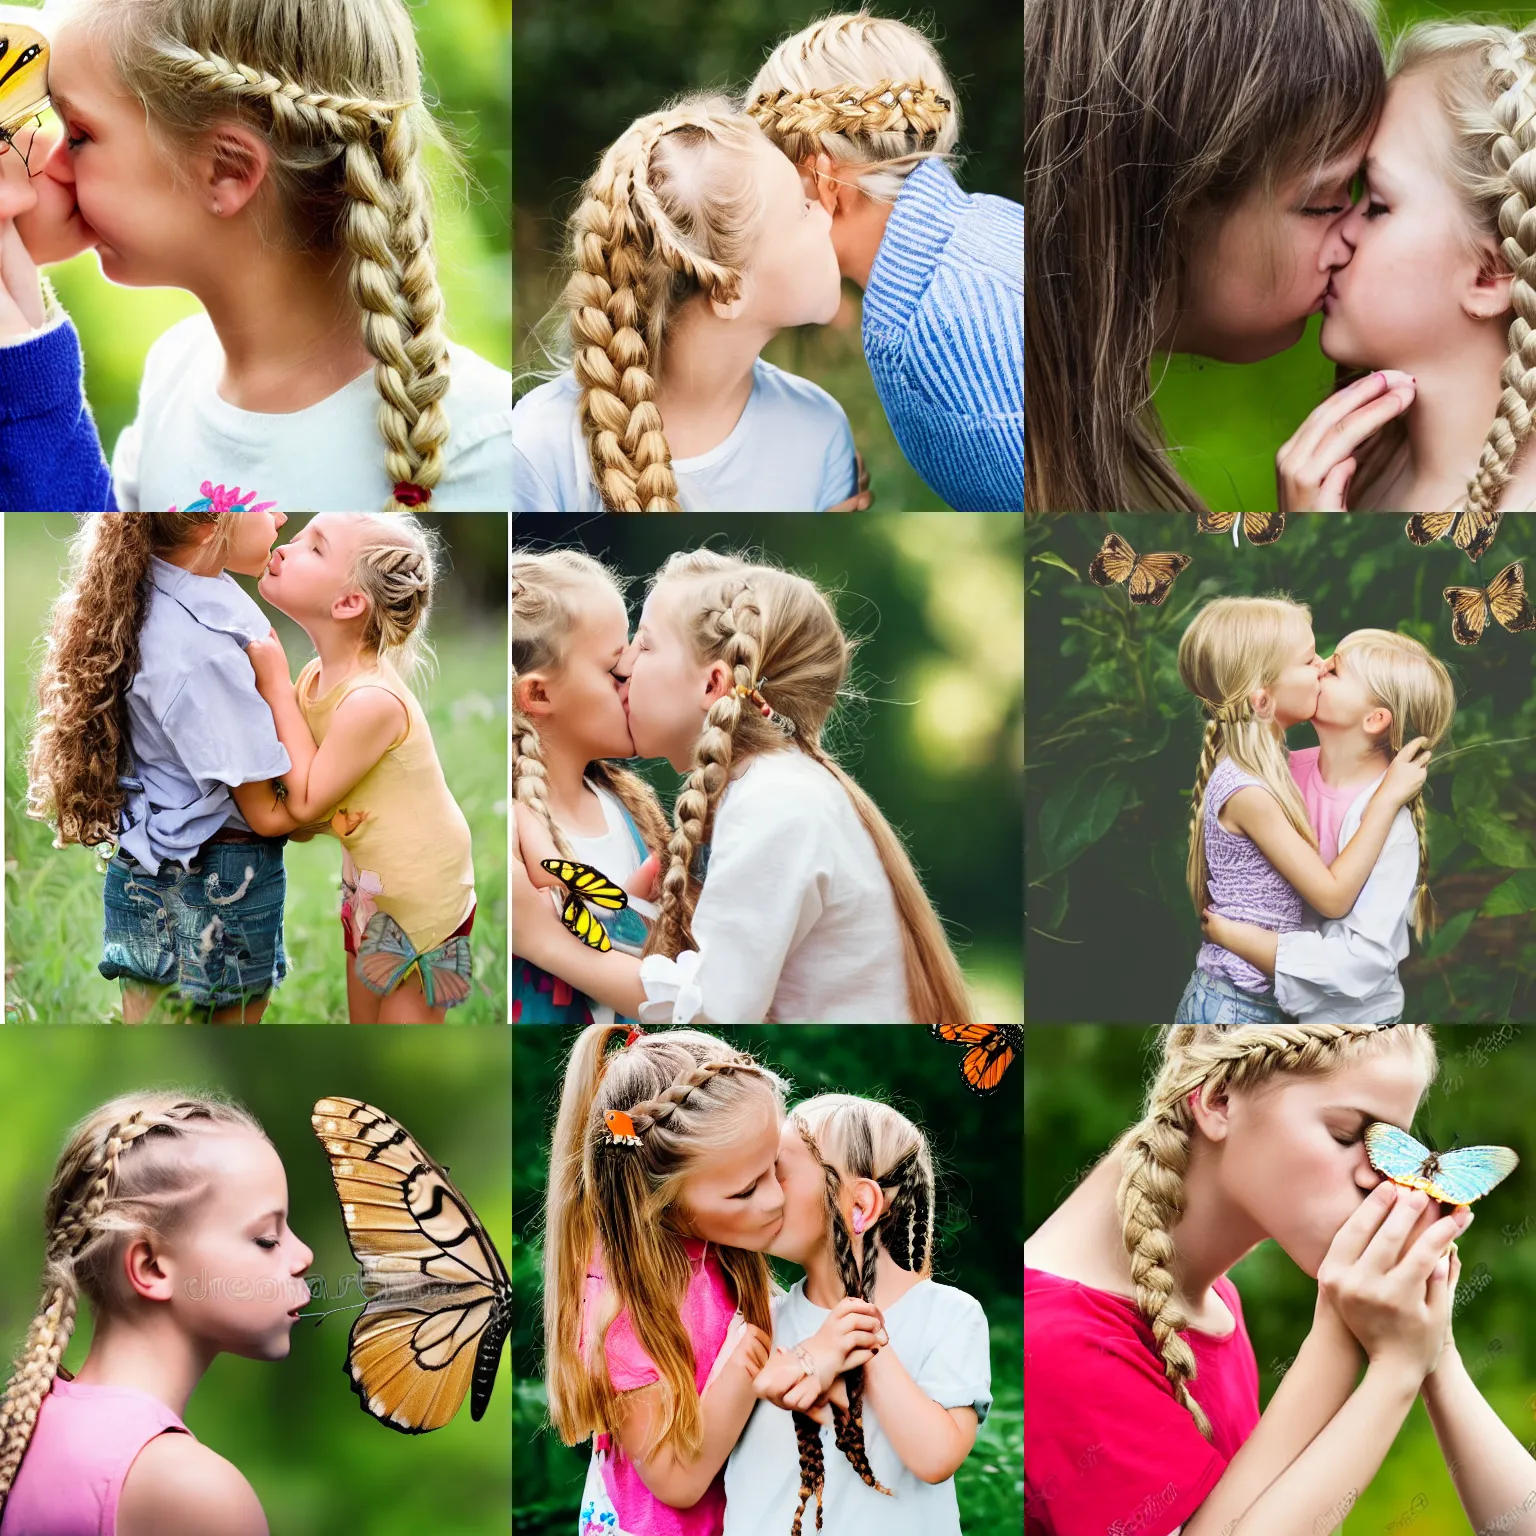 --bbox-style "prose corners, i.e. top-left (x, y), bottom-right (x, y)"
top-left (295, 655), bottom-right (475, 954)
